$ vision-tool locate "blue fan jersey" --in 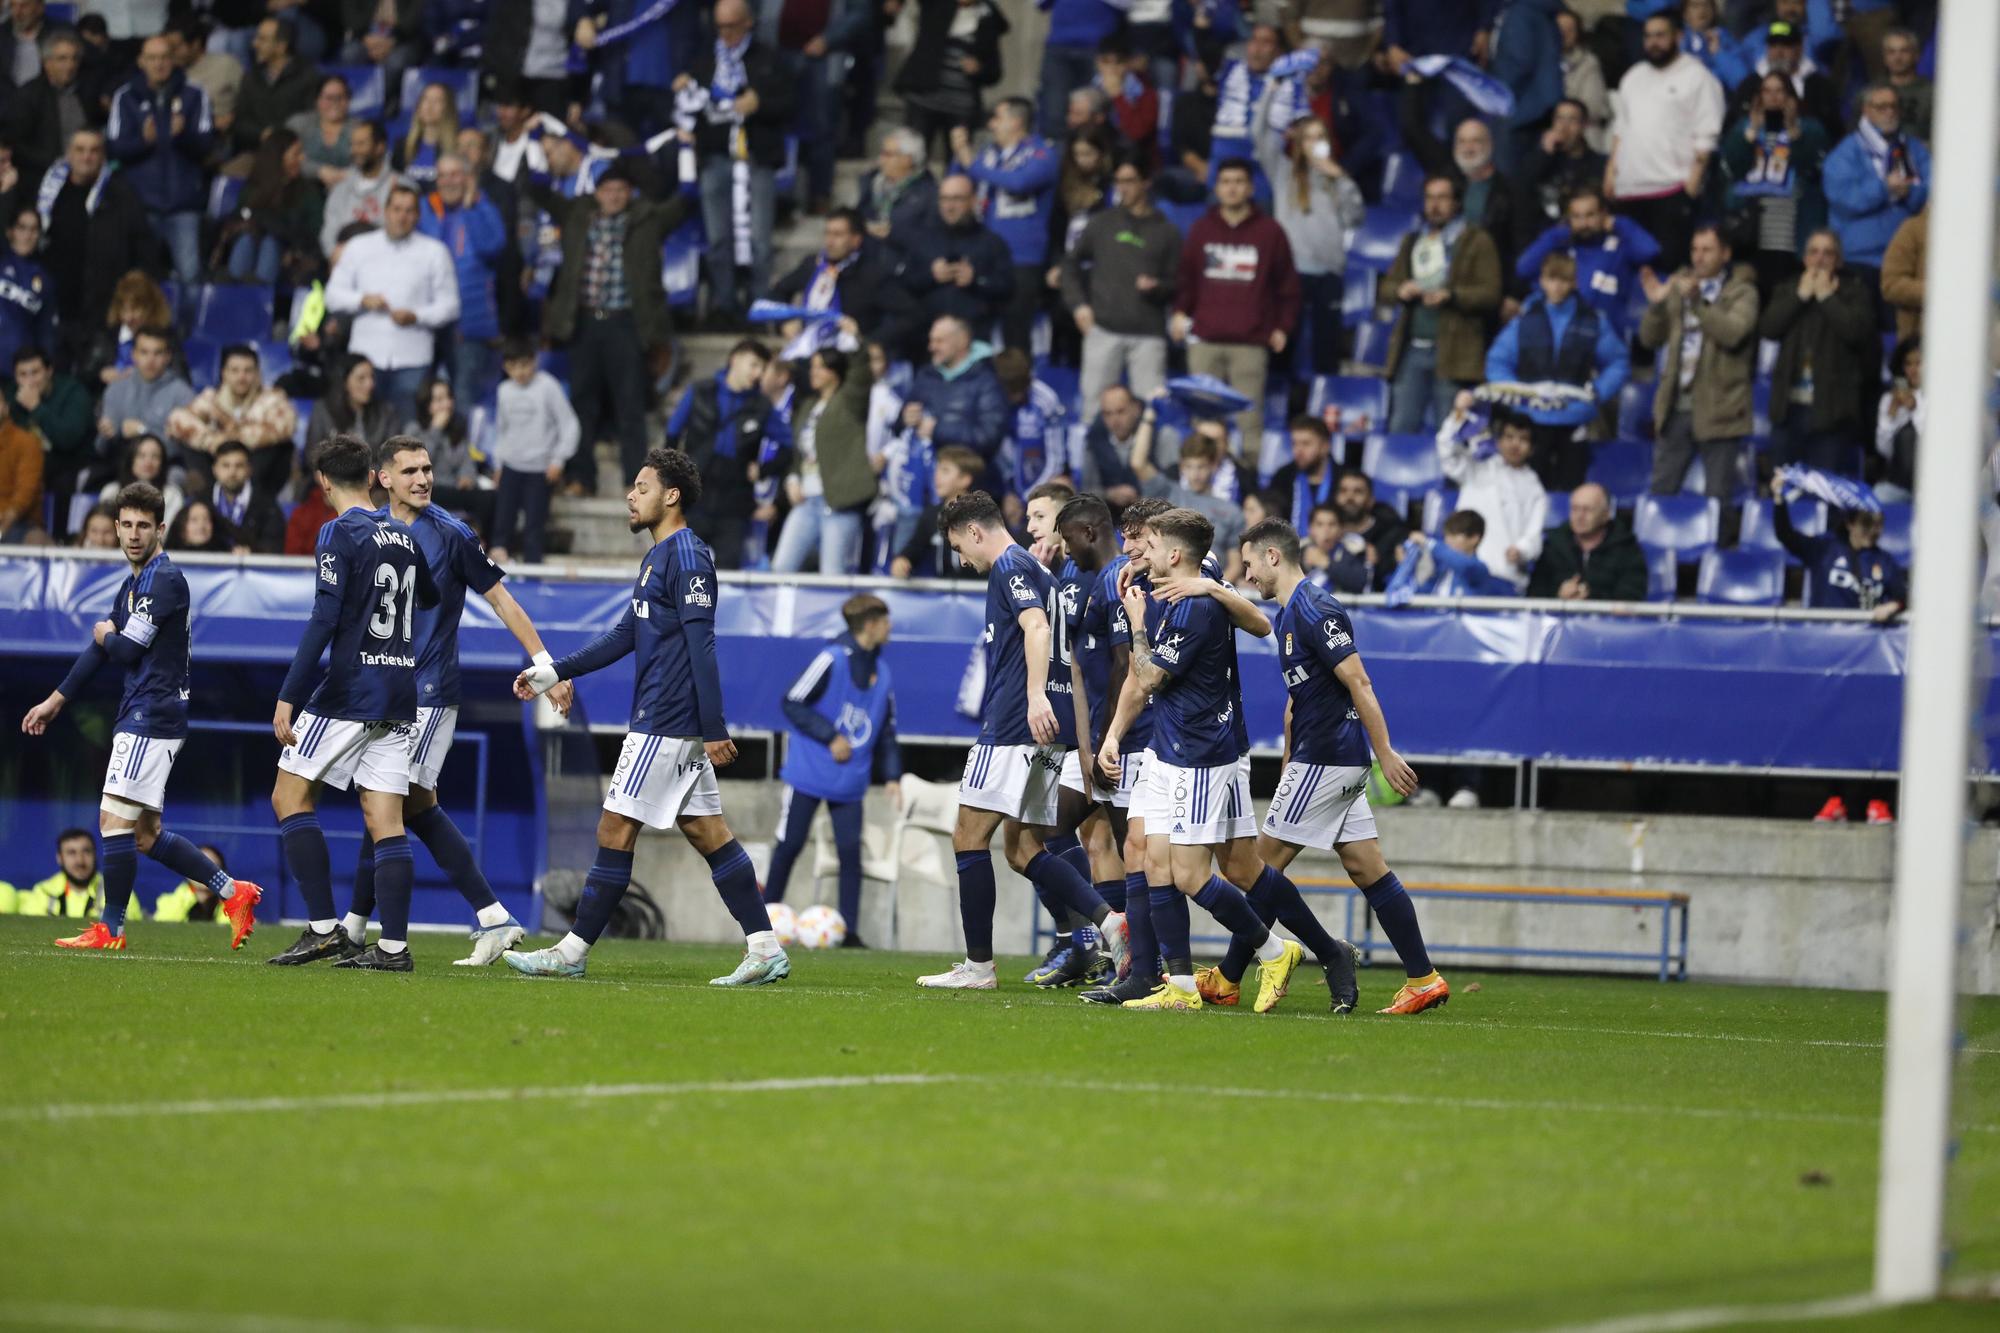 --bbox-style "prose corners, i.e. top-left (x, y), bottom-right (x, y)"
top-left (297, 507), bottom-right (438, 722)
top-left (1143, 593), bottom-right (1241, 768)
top-left (397, 505), bottom-right (505, 709)
top-left (1273, 580), bottom-right (1371, 767)
top-left (1048, 557), bottom-right (1084, 748)
top-left (109, 552), bottom-right (192, 739)
top-left (979, 545), bottom-right (1057, 746)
